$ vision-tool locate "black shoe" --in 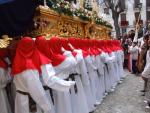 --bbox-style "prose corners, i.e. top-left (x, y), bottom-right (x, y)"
top-left (141, 94), bottom-right (145, 96)
top-left (140, 90), bottom-right (146, 92)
